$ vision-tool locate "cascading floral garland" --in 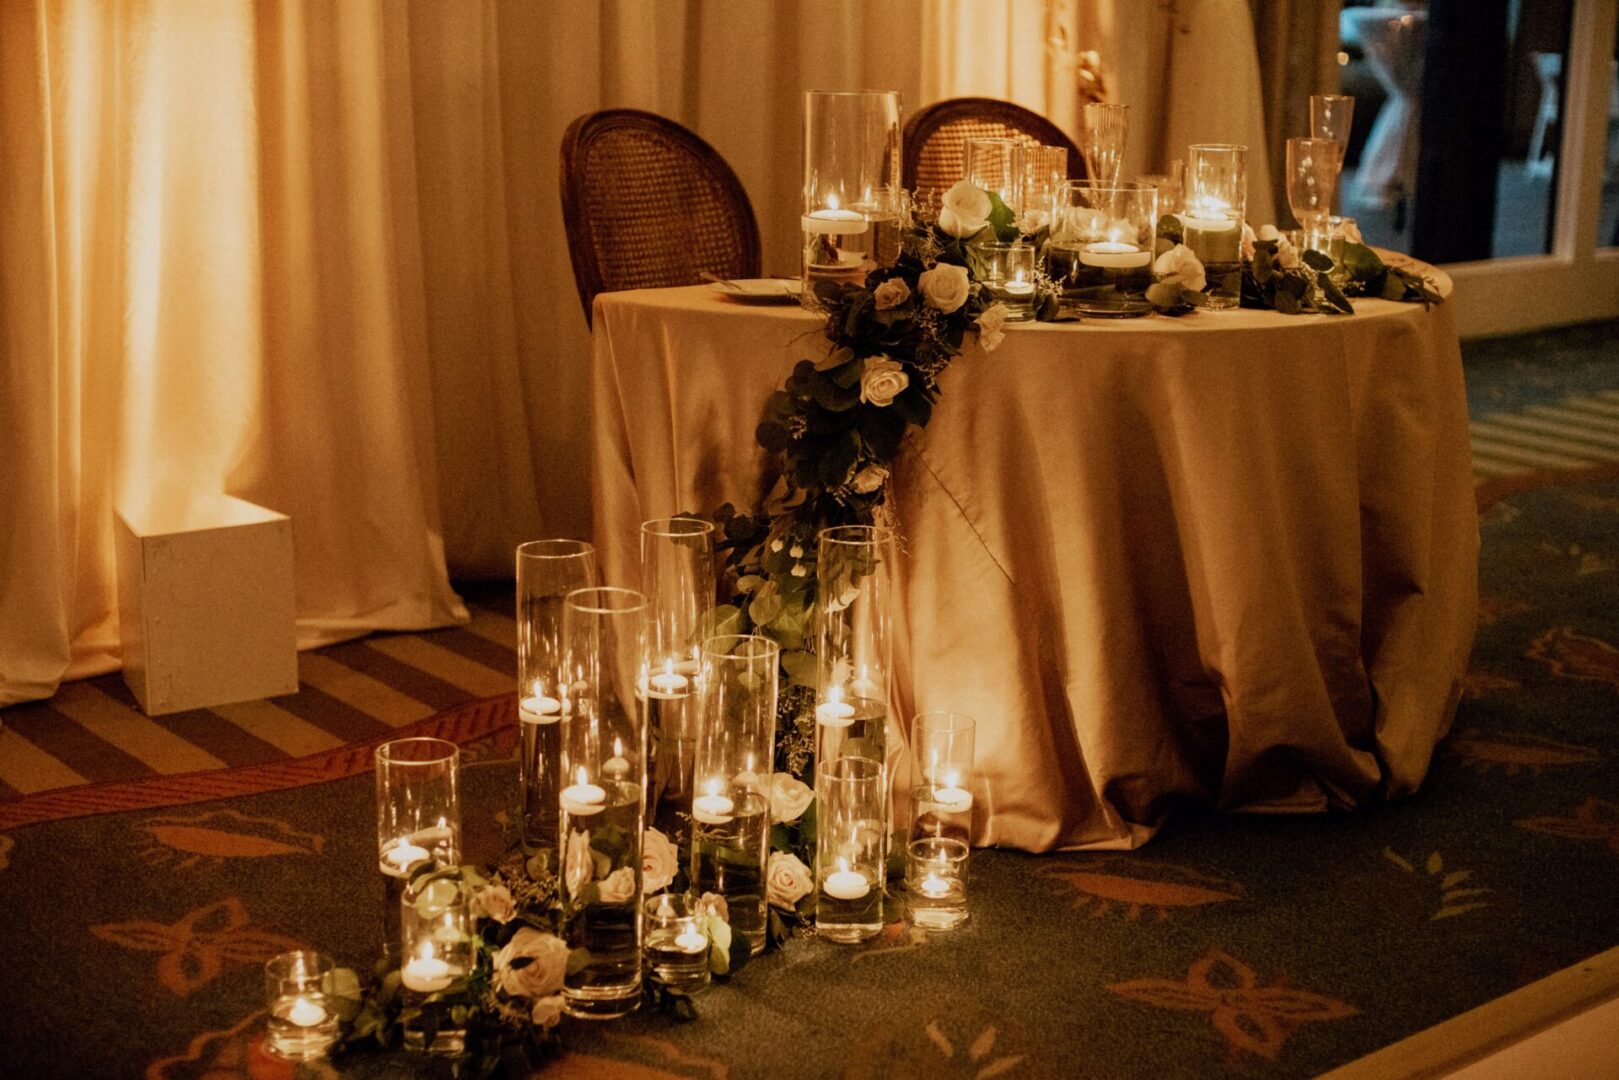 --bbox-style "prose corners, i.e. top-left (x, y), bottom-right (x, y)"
top-left (326, 180), bottom-right (1444, 1076)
